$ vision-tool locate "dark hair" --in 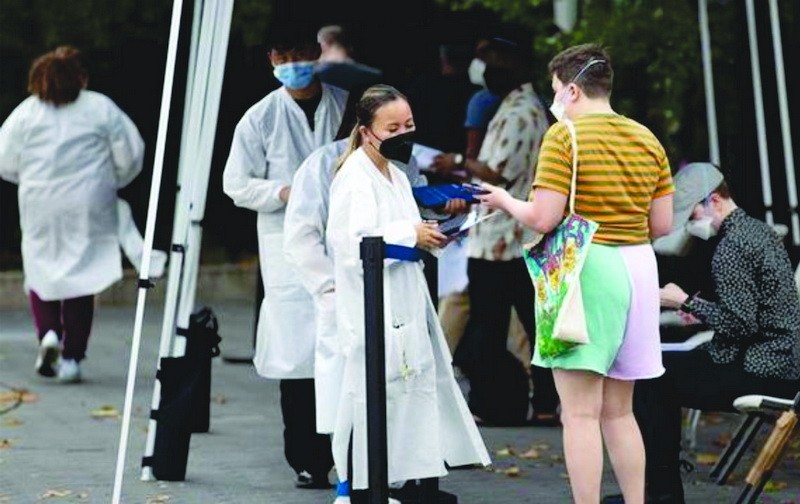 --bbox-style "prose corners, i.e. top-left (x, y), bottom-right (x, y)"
top-left (548, 43), bottom-right (613, 98)
top-left (484, 37), bottom-right (531, 68)
top-left (334, 84), bottom-right (408, 172)
top-left (711, 181), bottom-right (732, 199)
top-left (265, 21), bottom-right (320, 54)
top-left (28, 45), bottom-right (87, 105)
